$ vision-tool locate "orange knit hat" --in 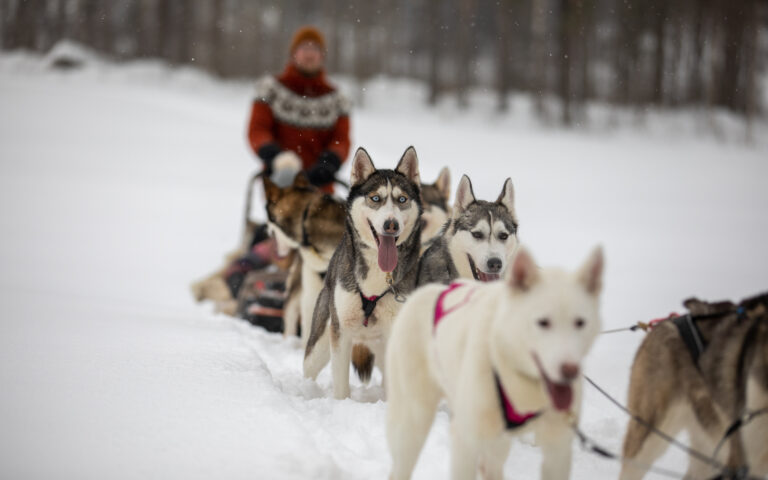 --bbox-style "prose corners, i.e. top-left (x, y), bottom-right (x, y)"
top-left (290, 26), bottom-right (326, 54)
